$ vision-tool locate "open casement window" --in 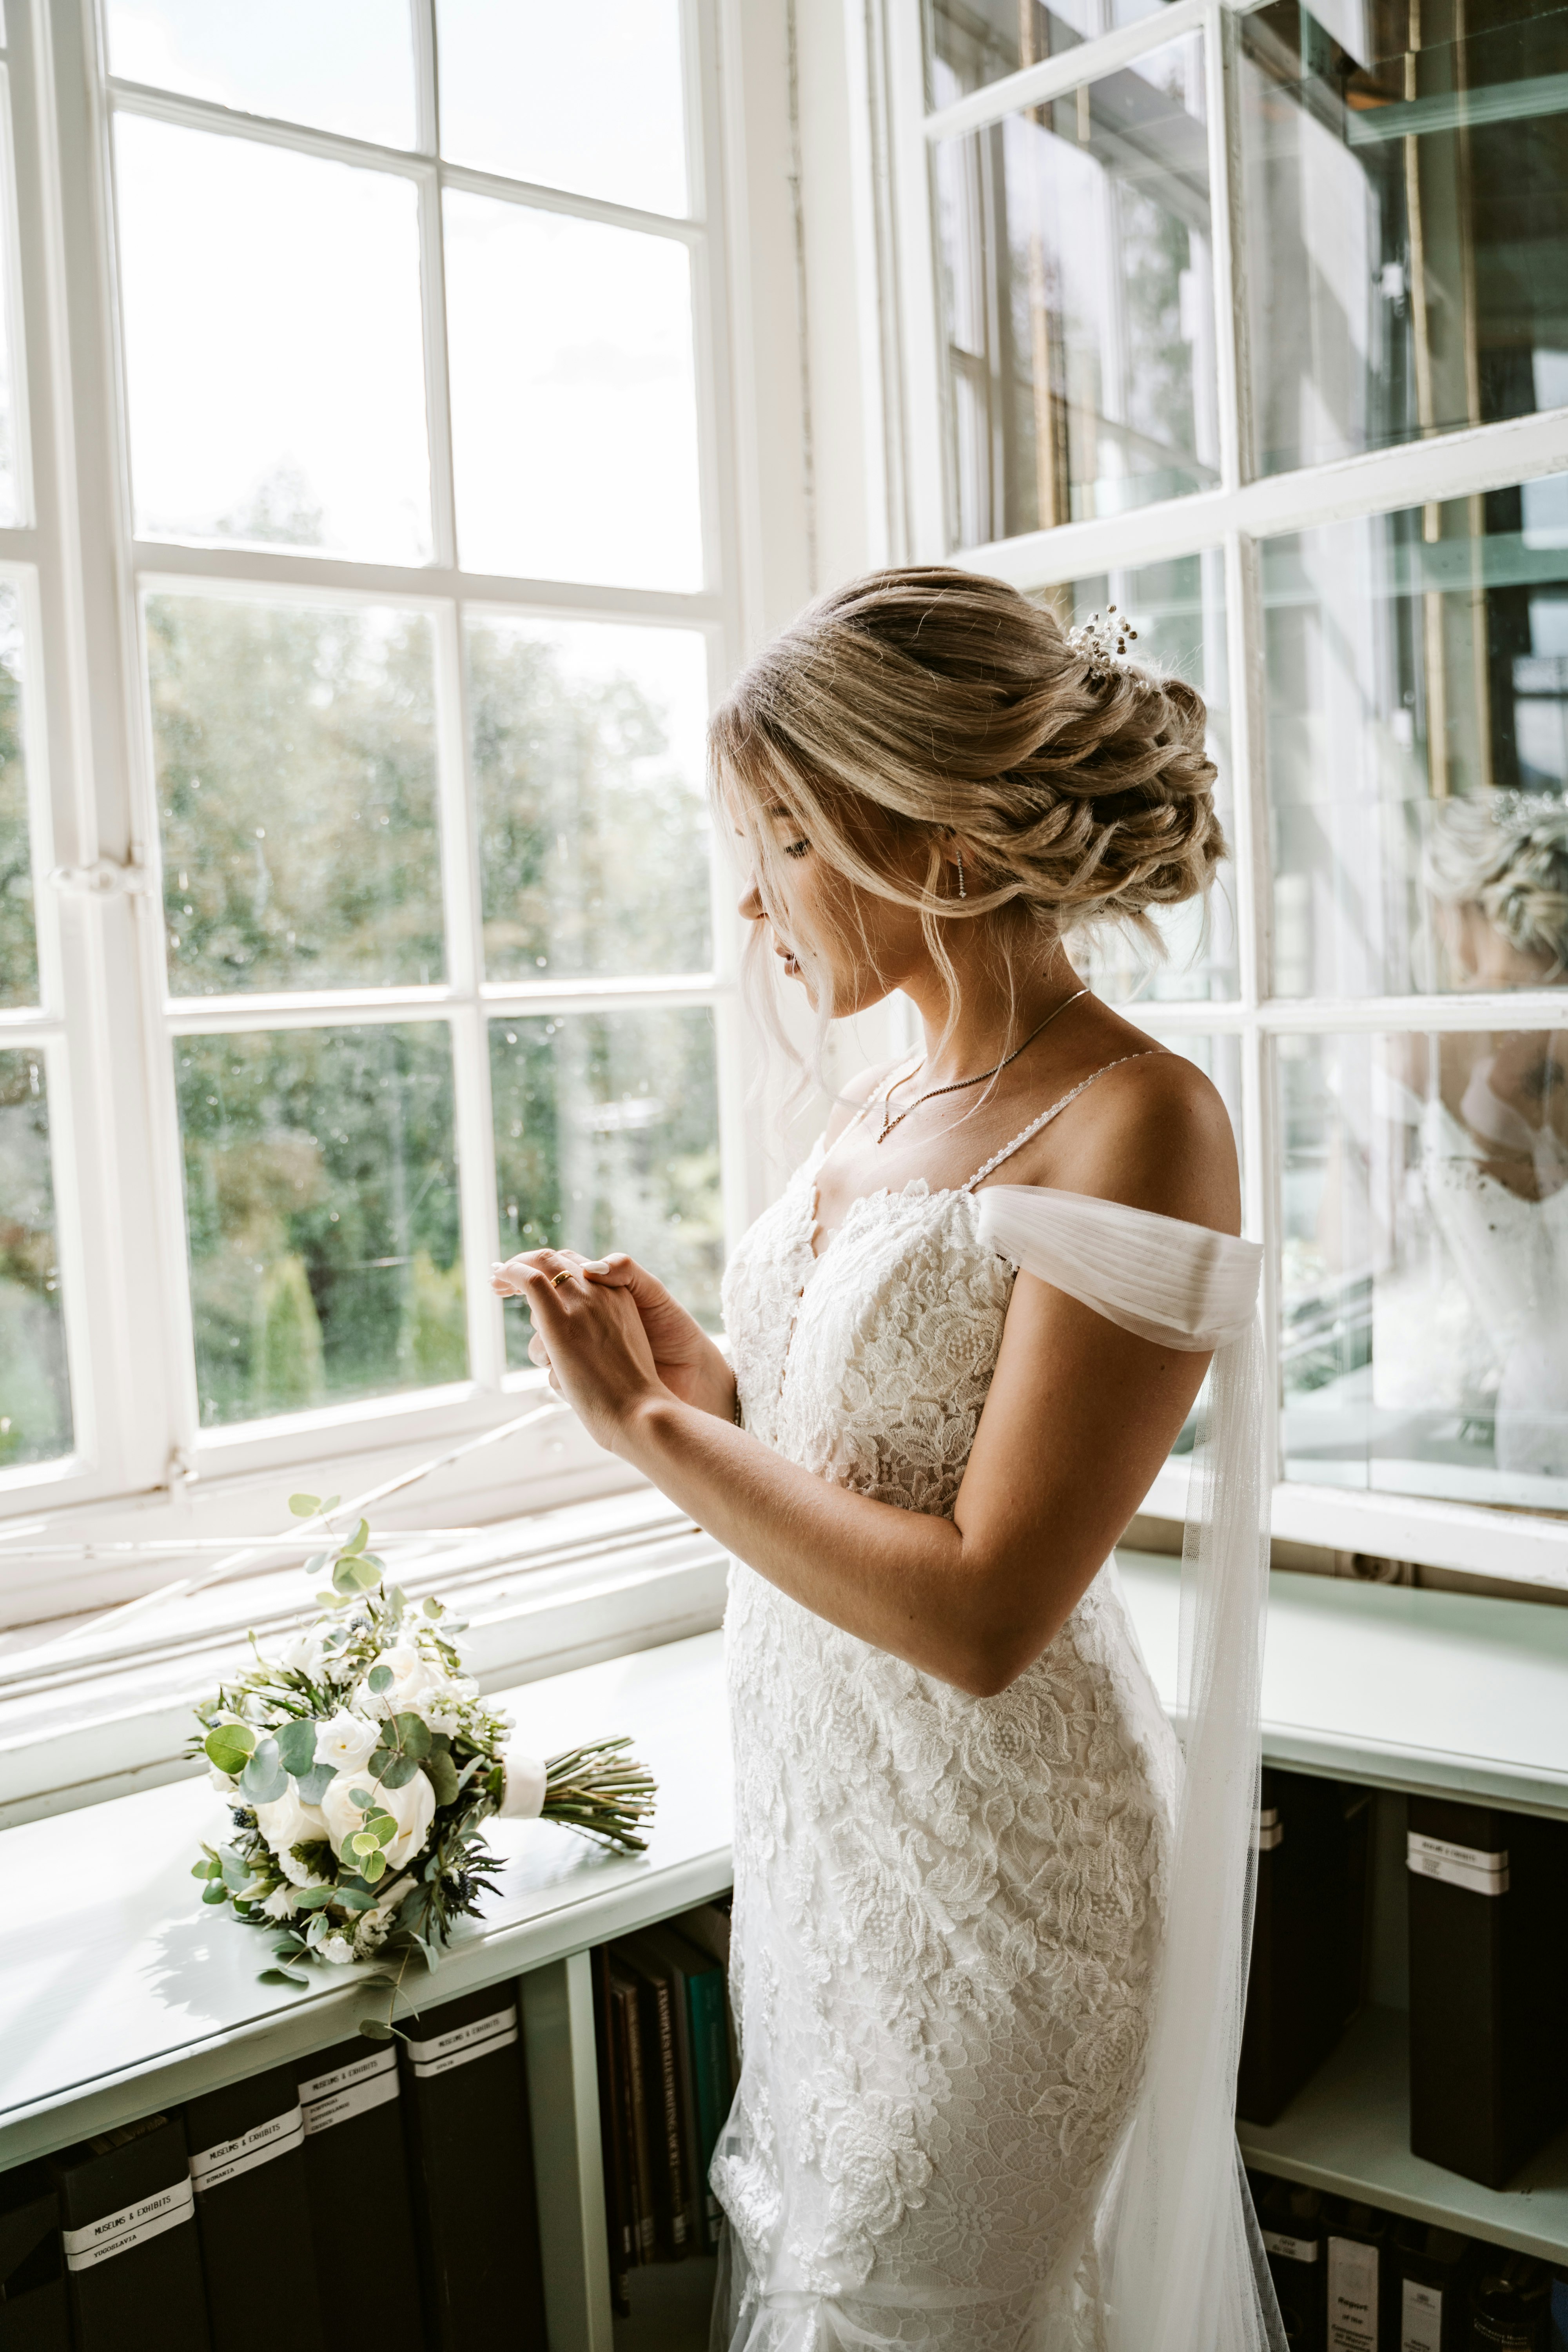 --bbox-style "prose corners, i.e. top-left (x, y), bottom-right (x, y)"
top-left (895, 0), bottom-right (1568, 1588)
top-left (0, 0), bottom-right (777, 1637)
